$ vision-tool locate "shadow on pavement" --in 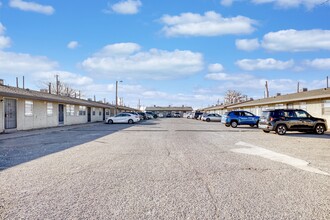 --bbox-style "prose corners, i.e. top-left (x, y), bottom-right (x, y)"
top-left (0, 120), bottom-right (156, 171)
top-left (280, 132), bottom-right (330, 139)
